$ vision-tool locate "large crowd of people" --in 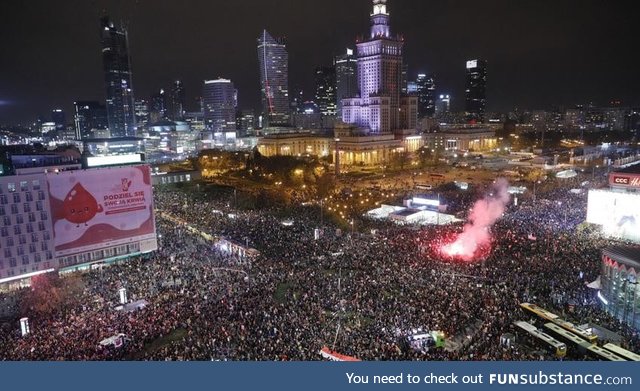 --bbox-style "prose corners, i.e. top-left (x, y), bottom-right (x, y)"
top-left (0, 170), bottom-right (638, 361)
